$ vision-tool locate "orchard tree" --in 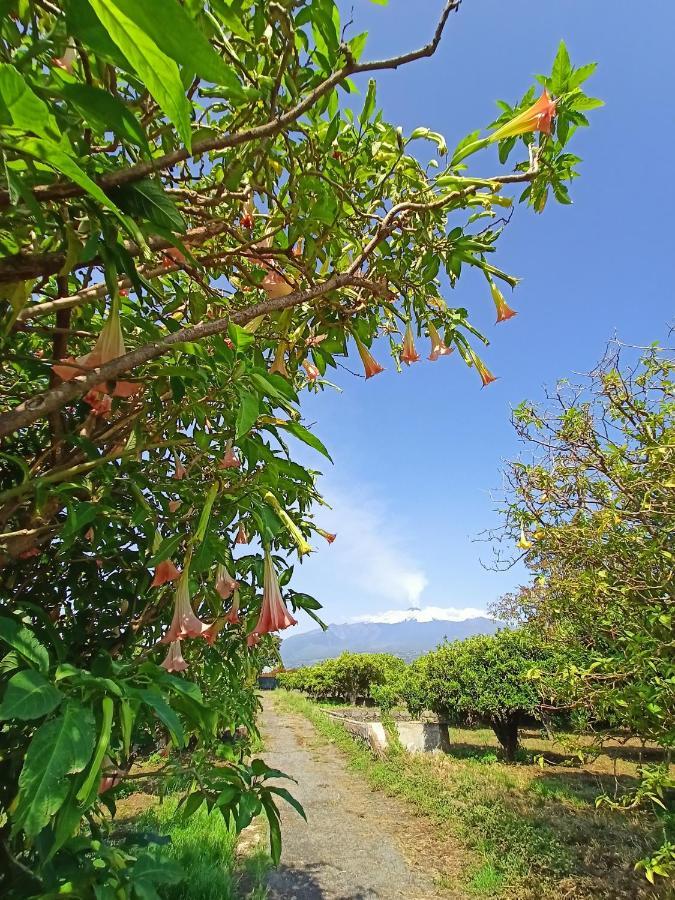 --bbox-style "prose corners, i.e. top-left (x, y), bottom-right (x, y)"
top-left (0, 0), bottom-right (599, 895)
top-left (494, 345), bottom-right (674, 881)
top-left (405, 629), bottom-right (557, 760)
